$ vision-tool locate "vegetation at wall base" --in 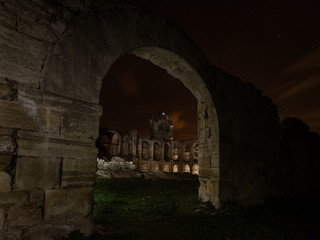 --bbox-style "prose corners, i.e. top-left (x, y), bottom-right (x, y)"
top-left (62, 177), bottom-right (320, 240)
